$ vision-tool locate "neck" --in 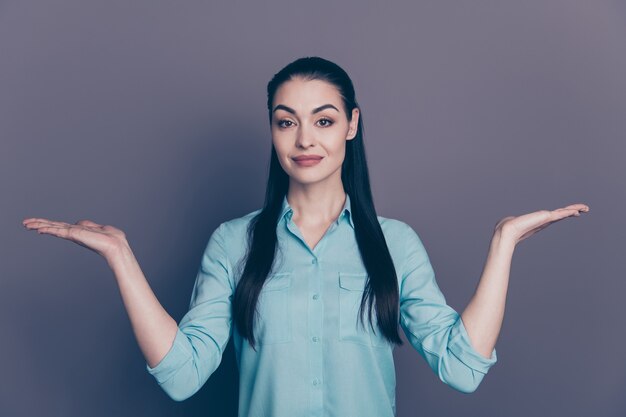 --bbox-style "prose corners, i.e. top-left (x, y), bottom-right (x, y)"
top-left (286, 182), bottom-right (346, 226)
